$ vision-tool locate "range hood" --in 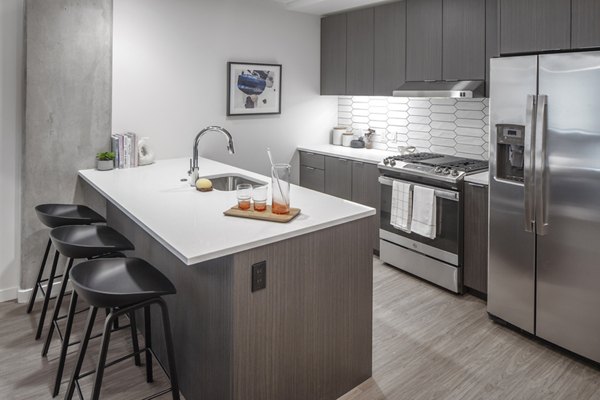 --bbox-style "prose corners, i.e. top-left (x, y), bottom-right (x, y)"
top-left (392, 80), bottom-right (485, 98)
